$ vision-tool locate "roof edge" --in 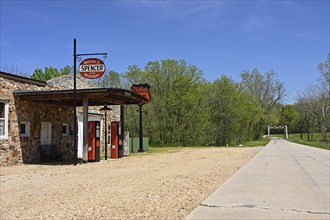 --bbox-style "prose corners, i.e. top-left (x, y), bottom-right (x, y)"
top-left (0, 71), bottom-right (47, 87)
top-left (12, 87), bottom-right (148, 106)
